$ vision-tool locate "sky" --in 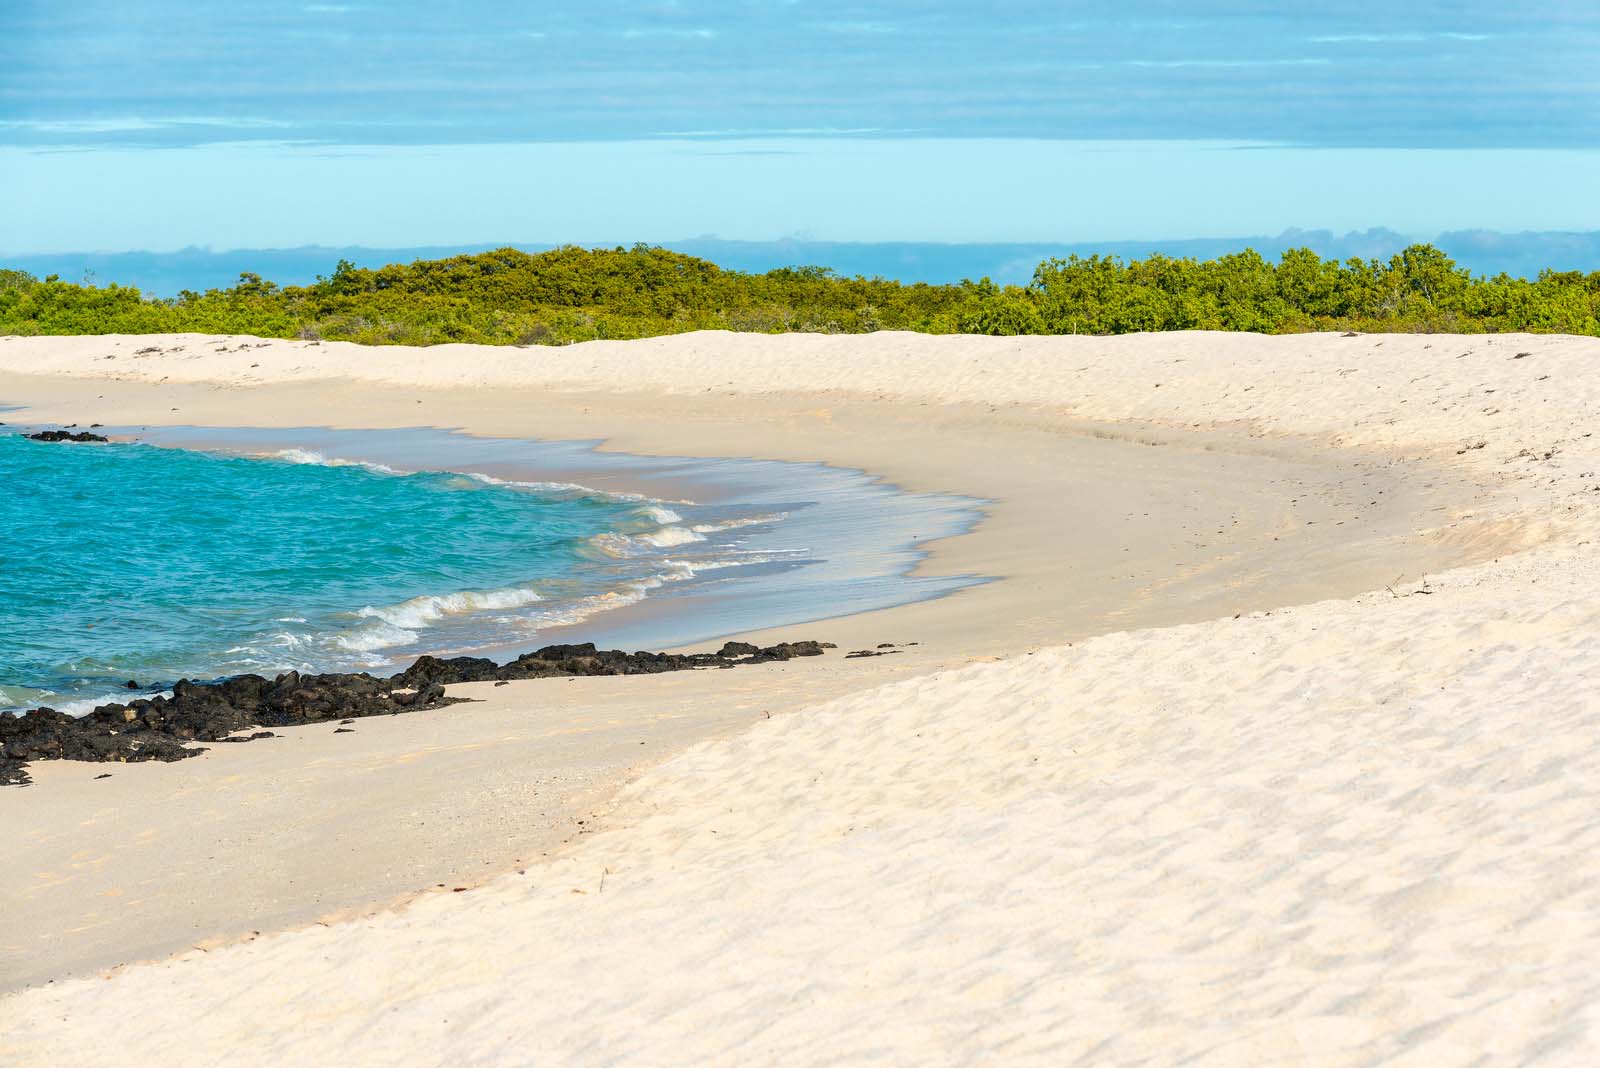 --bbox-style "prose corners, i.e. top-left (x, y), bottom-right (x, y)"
top-left (4, 1), bottom-right (1600, 253)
